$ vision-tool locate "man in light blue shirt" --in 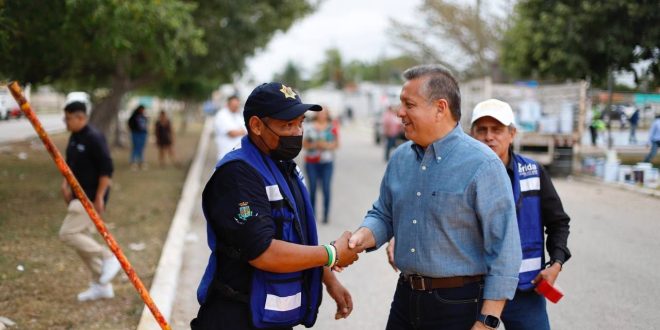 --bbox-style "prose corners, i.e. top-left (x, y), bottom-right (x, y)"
top-left (348, 65), bottom-right (521, 330)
